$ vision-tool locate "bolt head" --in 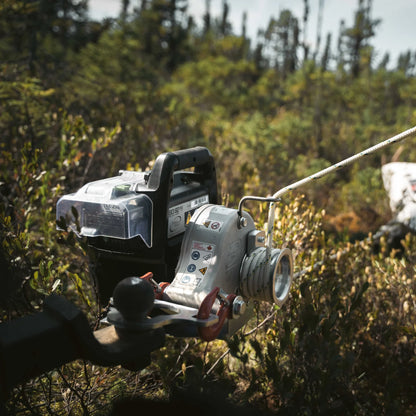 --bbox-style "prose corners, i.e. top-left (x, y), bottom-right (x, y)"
top-left (232, 296), bottom-right (246, 318)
